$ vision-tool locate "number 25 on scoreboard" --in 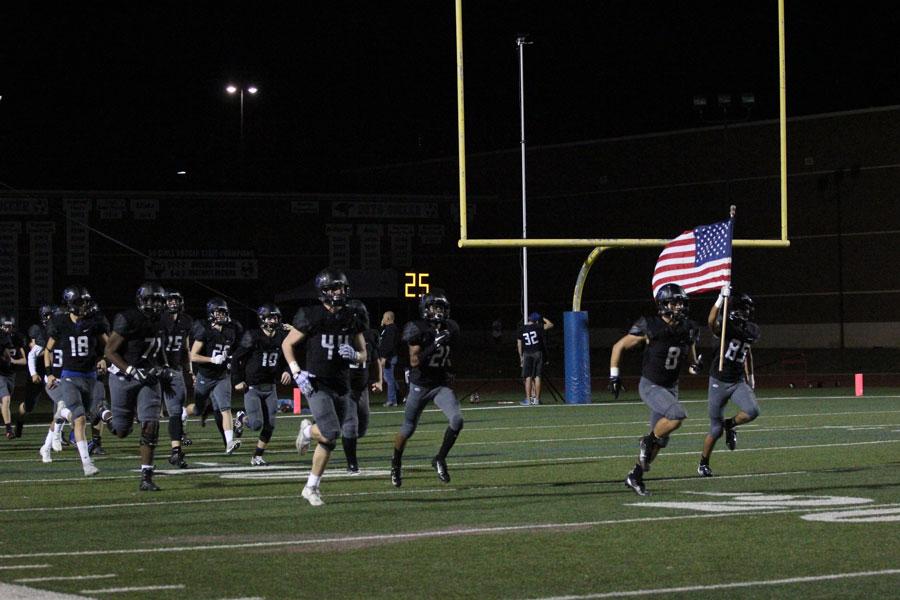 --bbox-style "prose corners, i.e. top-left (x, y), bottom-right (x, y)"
top-left (404, 272), bottom-right (430, 298)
